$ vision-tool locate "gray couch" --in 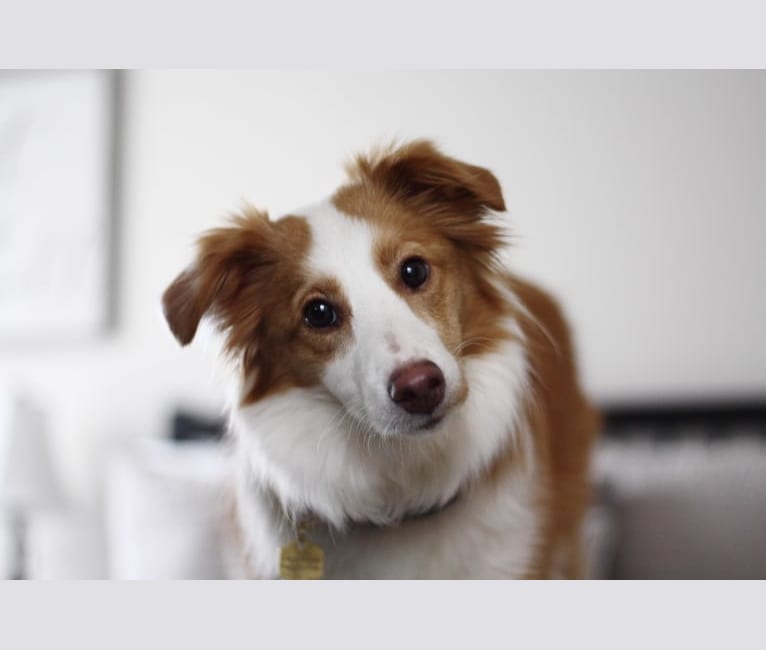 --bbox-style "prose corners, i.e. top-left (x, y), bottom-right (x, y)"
top-left (586, 434), bottom-right (766, 579)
